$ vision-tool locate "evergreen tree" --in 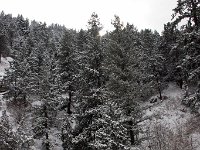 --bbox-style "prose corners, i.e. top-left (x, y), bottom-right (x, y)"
top-left (0, 34), bottom-right (7, 63)
top-left (72, 13), bottom-right (104, 150)
top-left (29, 22), bottom-right (59, 150)
top-left (3, 32), bottom-right (30, 104)
top-left (140, 29), bottom-right (165, 100)
top-left (101, 16), bottom-right (143, 148)
top-left (57, 29), bottom-right (78, 150)
top-left (0, 110), bottom-right (18, 149)
top-left (57, 29), bottom-right (77, 114)
top-left (160, 22), bottom-right (181, 82)
top-left (172, 0), bottom-right (200, 30)
top-left (0, 110), bottom-right (30, 149)
top-left (170, 0), bottom-right (200, 85)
